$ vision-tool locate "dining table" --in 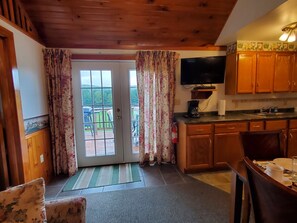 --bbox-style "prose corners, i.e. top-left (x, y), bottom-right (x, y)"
top-left (227, 158), bottom-right (297, 223)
